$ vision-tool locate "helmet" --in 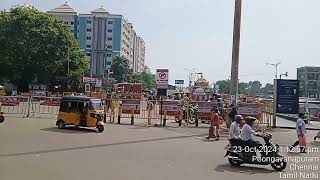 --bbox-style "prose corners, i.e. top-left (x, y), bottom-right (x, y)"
top-left (234, 115), bottom-right (243, 123)
top-left (245, 116), bottom-right (257, 126)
